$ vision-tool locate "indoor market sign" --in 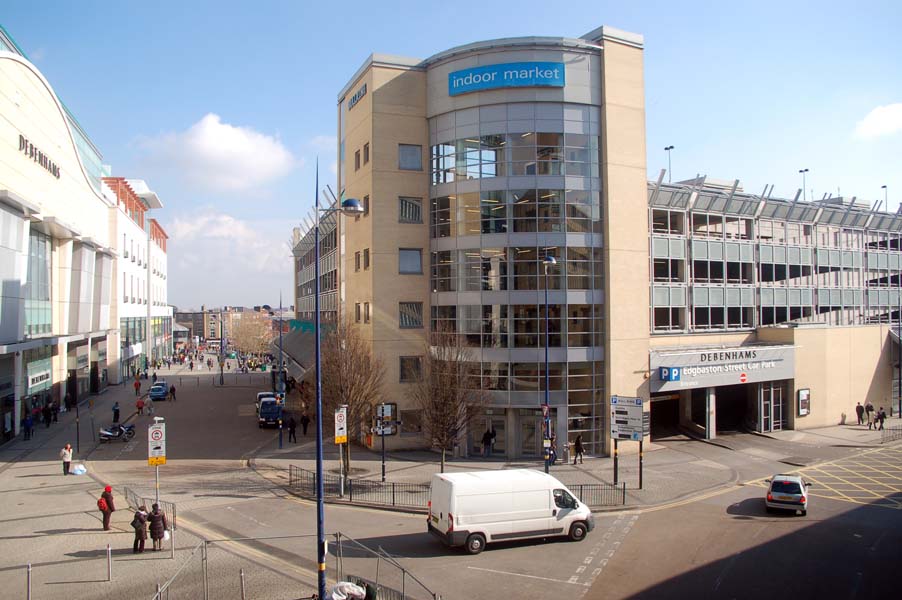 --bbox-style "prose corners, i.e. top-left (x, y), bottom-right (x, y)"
top-left (18, 134), bottom-right (61, 179)
top-left (448, 62), bottom-right (565, 96)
